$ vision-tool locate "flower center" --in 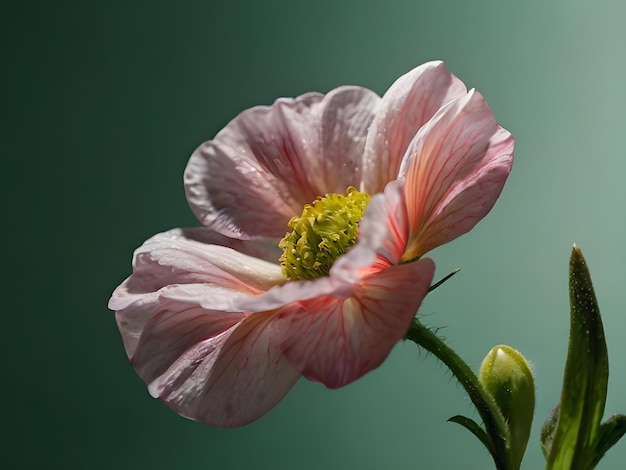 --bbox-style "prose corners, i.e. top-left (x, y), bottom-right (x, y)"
top-left (279, 187), bottom-right (370, 280)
